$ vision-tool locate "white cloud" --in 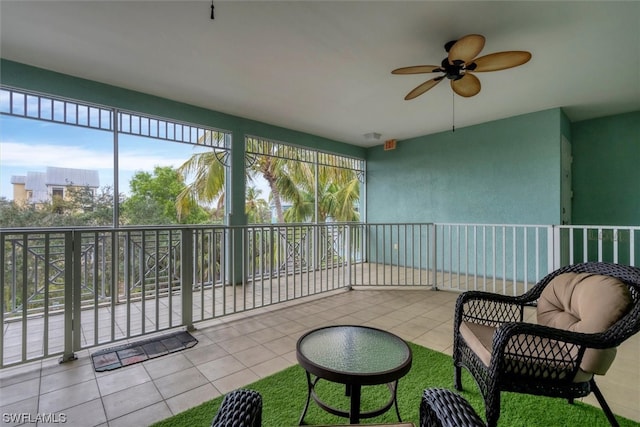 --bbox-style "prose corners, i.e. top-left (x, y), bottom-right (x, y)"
top-left (2, 142), bottom-right (111, 169)
top-left (1, 142), bottom-right (193, 172)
